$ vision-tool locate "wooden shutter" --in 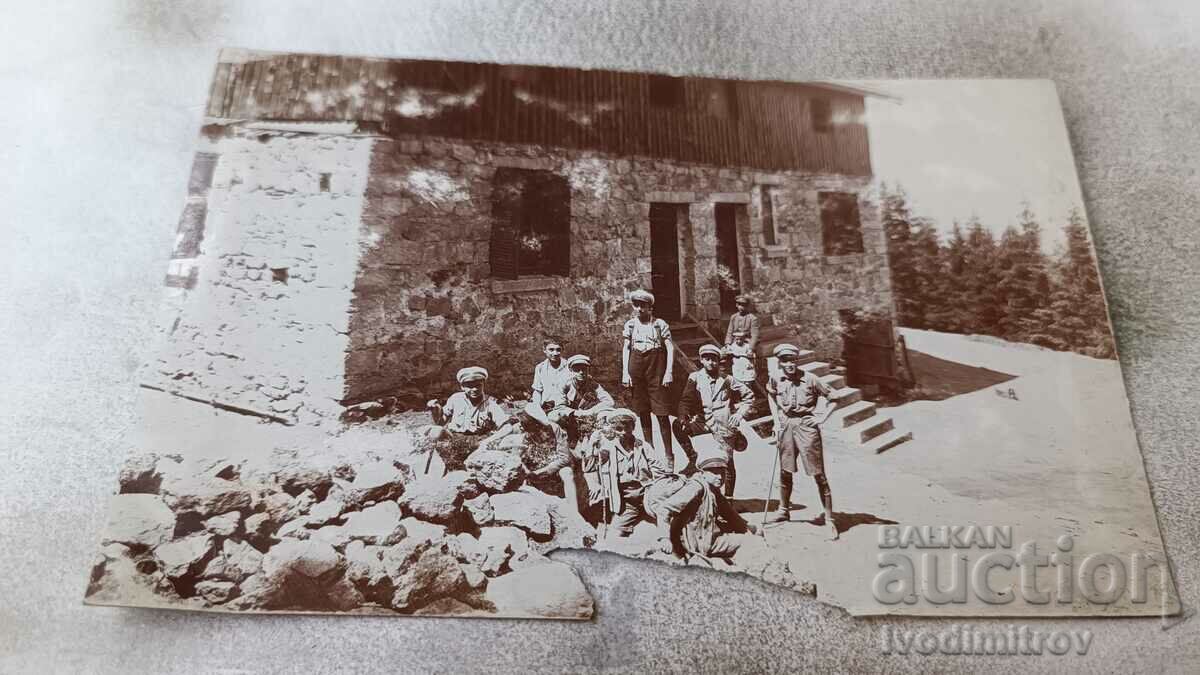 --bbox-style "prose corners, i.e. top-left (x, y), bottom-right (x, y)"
top-left (490, 168), bottom-right (522, 280)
